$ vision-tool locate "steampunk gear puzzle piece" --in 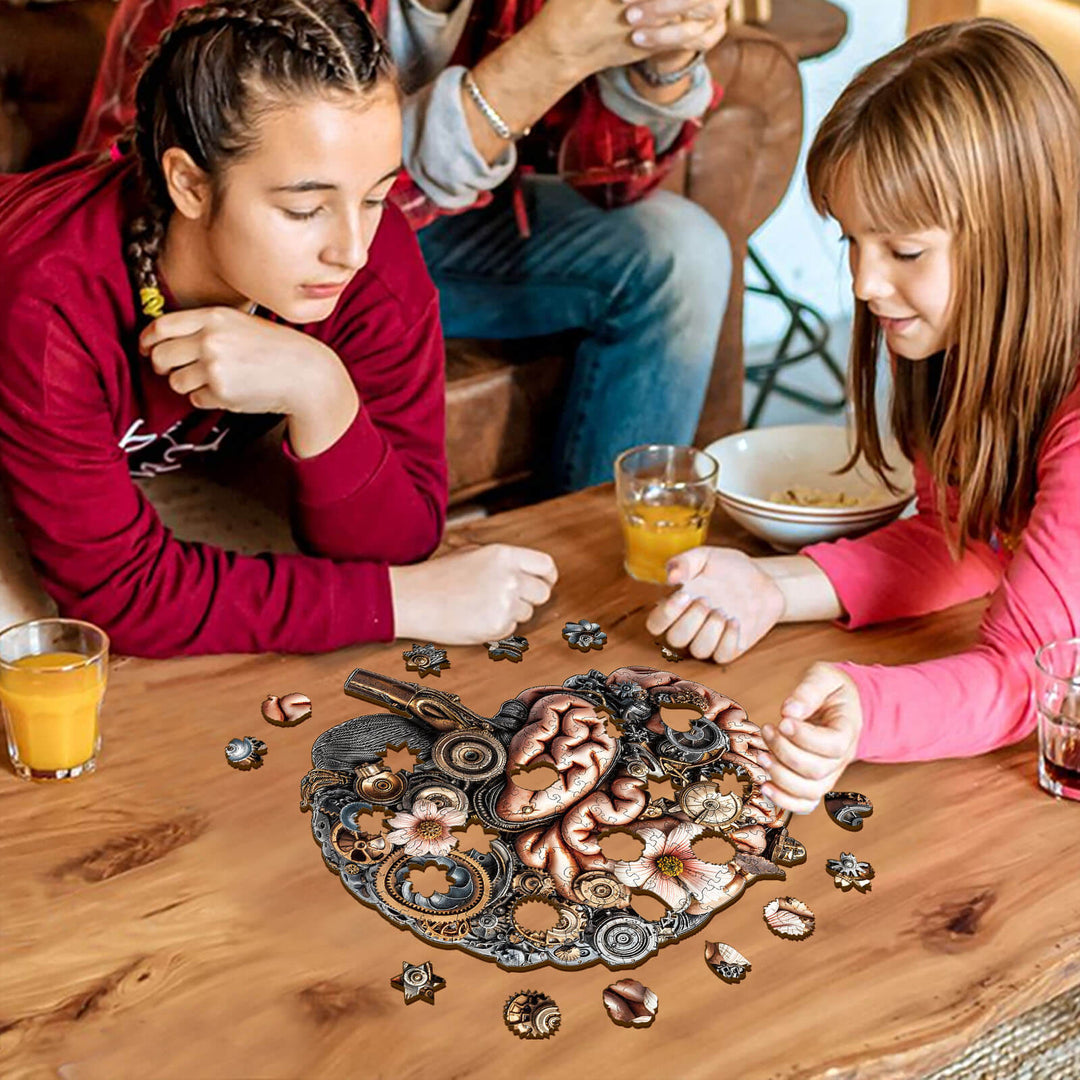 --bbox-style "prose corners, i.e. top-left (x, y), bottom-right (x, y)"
top-left (302, 665), bottom-right (795, 971)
